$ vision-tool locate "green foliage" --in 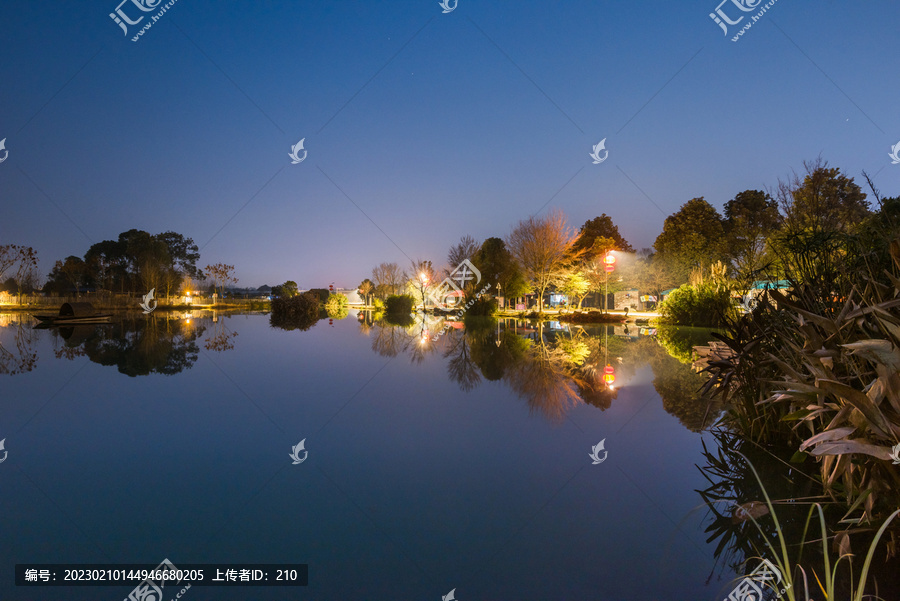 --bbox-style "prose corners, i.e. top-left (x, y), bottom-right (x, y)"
top-left (656, 326), bottom-right (720, 364)
top-left (779, 159), bottom-right (869, 235)
top-left (557, 270), bottom-right (590, 306)
top-left (723, 190), bottom-right (781, 283)
top-left (372, 298), bottom-right (385, 311)
top-left (658, 284), bottom-right (736, 327)
top-left (382, 311), bottom-right (414, 327)
top-left (385, 294), bottom-right (415, 315)
top-left (654, 198), bottom-right (727, 279)
top-left (270, 292), bottom-right (321, 331)
top-left (79, 229), bottom-right (200, 296)
top-left (325, 293), bottom-right (349, 318)
top-left (572, 214), bottom-right (634, 254)
top-left (45, 255), bottom-right (88, 295)
top-left (307, 288), bottom-right (330, 303)
top-left (844, 194), bottom-right (899, 278)
top-left (462, 294), bottom-right (498, 317)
